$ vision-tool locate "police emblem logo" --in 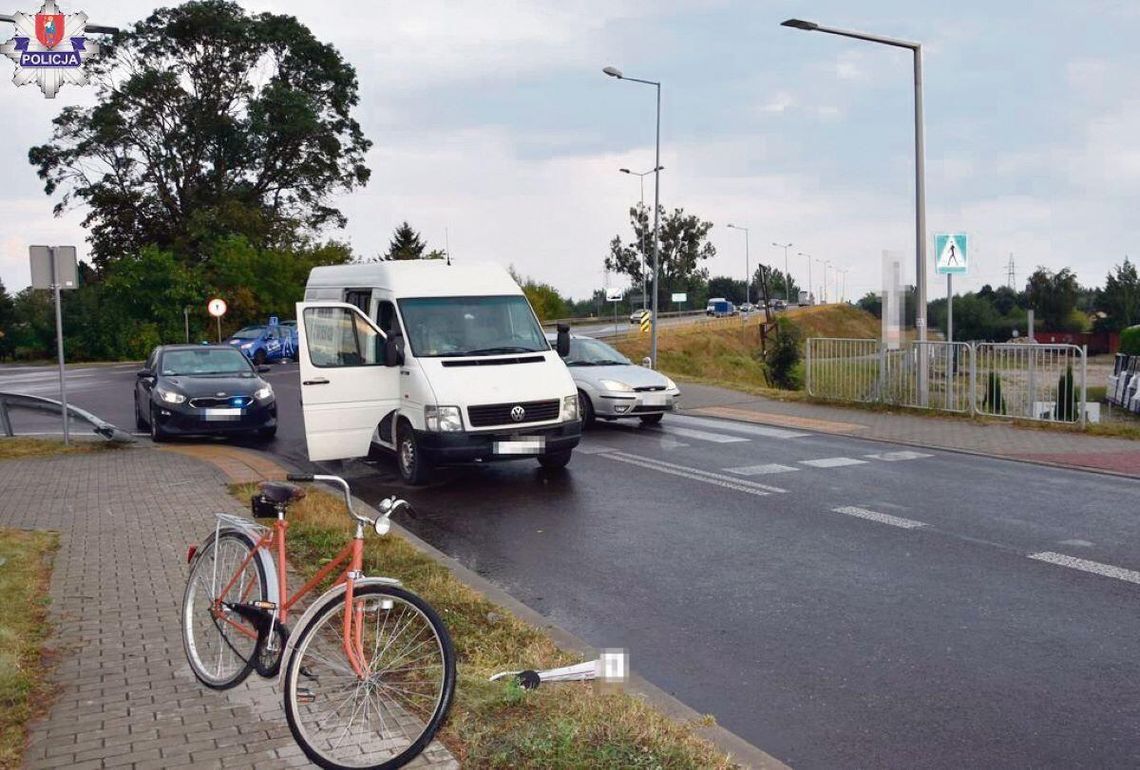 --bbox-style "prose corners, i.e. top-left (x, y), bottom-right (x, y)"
top-left (0, 1), bottom-right (107, 98)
